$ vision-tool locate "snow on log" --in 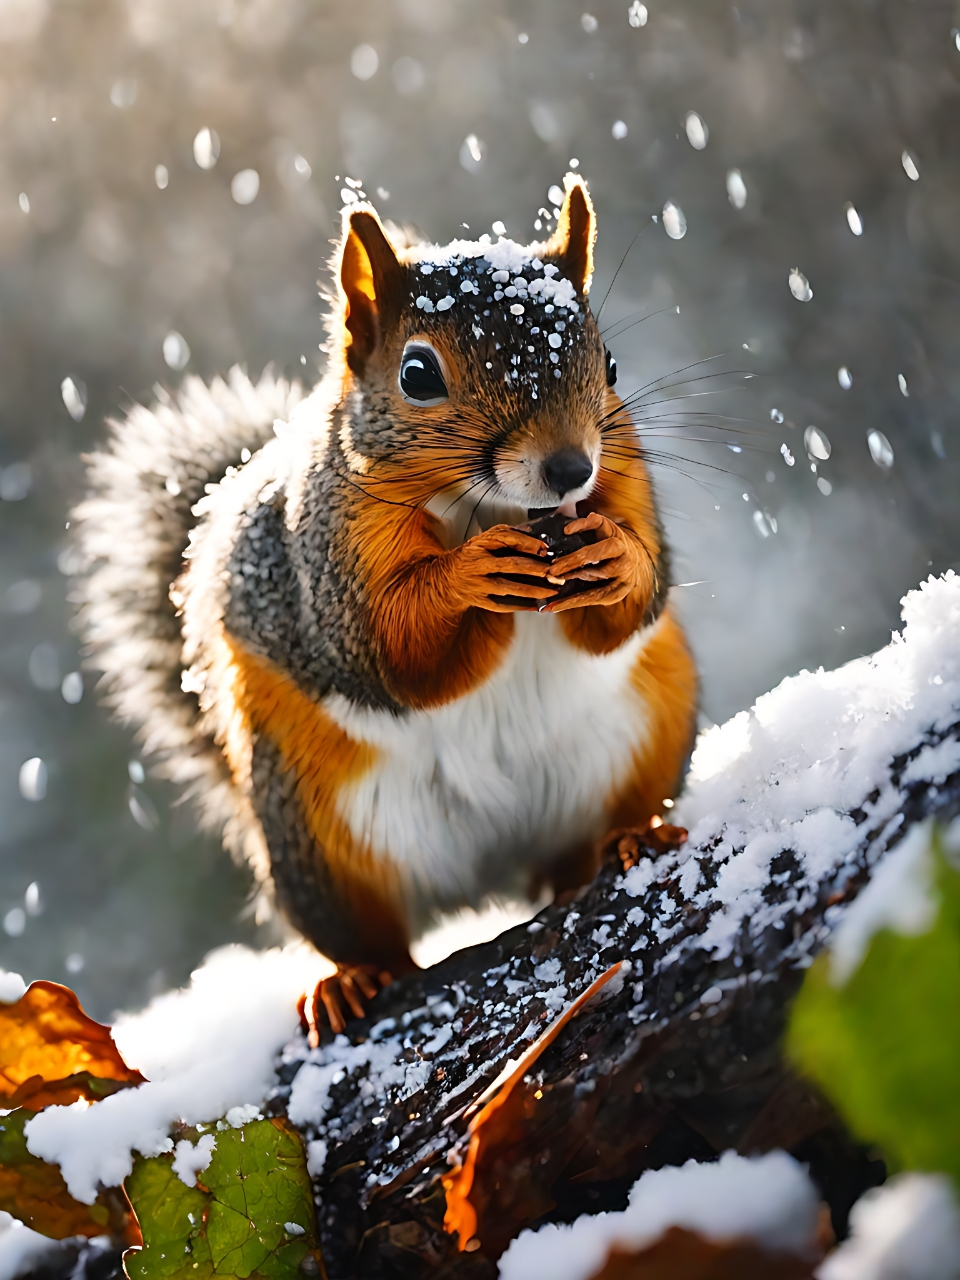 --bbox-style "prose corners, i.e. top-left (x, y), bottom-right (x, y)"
top-left (8, 574), bottom-right (960, 1280)
top-left (262, 573), bottom-right (960, 1277)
